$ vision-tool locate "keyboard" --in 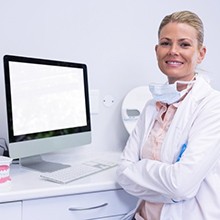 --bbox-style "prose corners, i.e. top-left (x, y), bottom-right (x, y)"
top-left (40, 159), bottom-right (118, 184)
